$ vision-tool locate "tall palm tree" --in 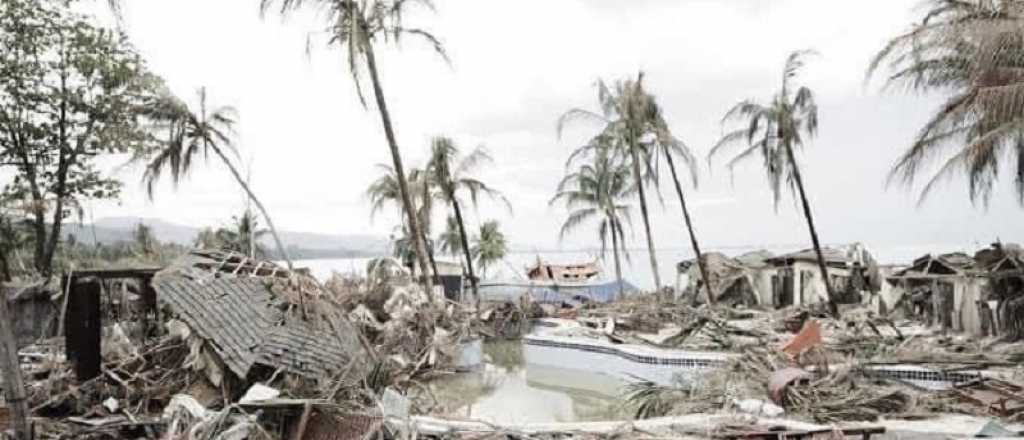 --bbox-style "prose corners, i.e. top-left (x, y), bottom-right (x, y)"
top-left (710, 50), bottom-right (840, 317)
top-left (472, 220), bottom-right (507, 279)
top-left (559, 73), bottom-right (704, 294)
top-left (869, 0), bottom-right (1024, 205)
top-left (366, 164), bottom-right (440, 278)
top-left (424, 137), bottom-right (510, 303)
top-left (550, 138), bottom-right (634, 298)
top-left (261, 0), bottom-right (448, 290)
top-left (139, 87), bottom-right (293, 268)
